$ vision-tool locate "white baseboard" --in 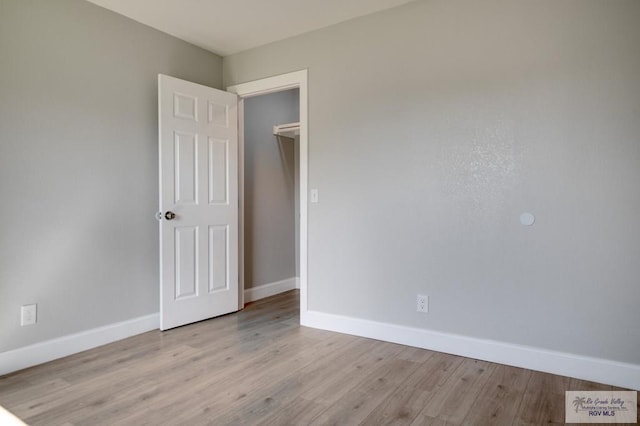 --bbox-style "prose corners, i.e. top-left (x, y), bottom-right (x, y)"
top-left (0, 313), bottom-right (159, 377)
top-left (301, 310), bottom-right (640, 391)
top-left (244, 277), bottom-right (299, 303)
